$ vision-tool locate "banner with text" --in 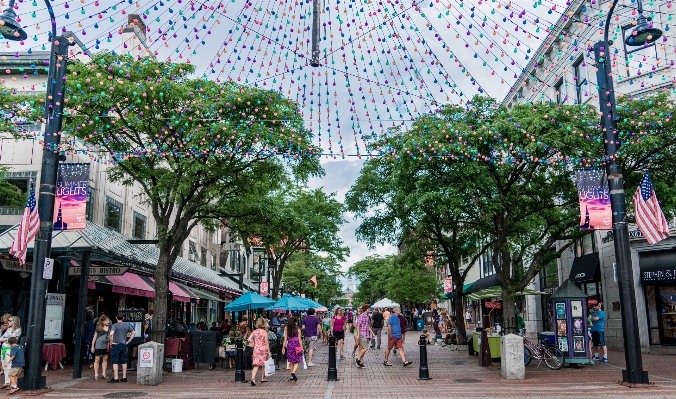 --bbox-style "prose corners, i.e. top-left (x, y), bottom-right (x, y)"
top-left (575, 168), bottom-right (612, 230)
top-left (54, 163), bottom-right (90, 230)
